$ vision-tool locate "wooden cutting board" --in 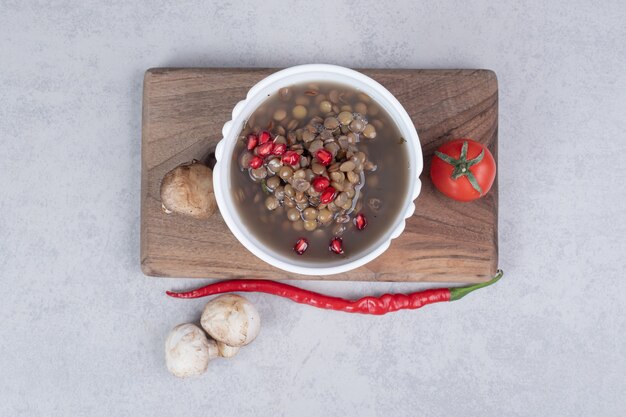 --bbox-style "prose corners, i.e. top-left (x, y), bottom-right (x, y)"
top-left (141, 68), bottom-right (498, 282)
